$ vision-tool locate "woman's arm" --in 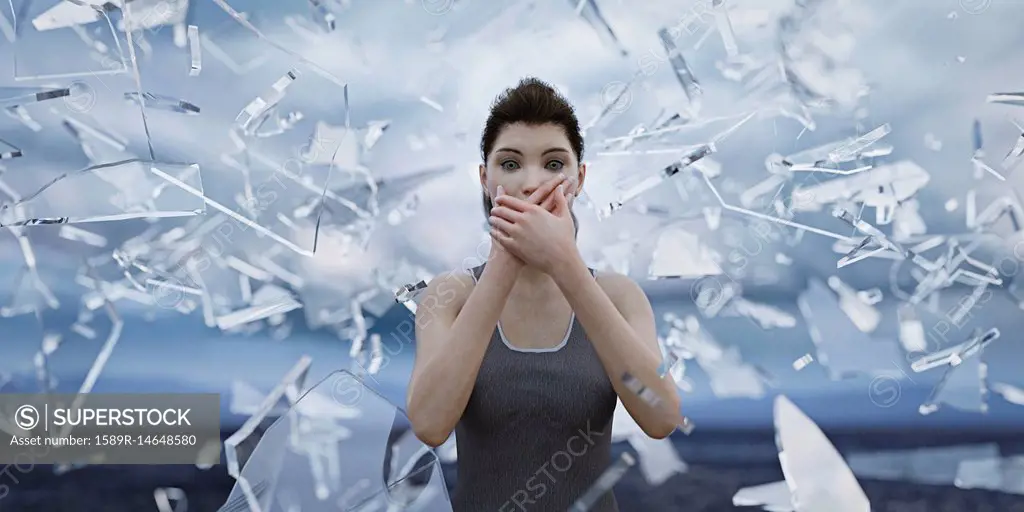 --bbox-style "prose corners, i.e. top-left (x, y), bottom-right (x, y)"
top-left (552, 256), bottom-right (682, 438)
top-left (406, 252), bottom-right (521, 447)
